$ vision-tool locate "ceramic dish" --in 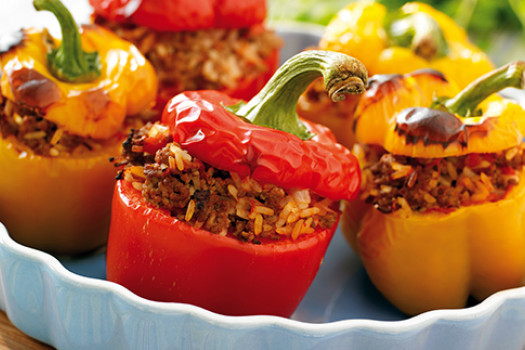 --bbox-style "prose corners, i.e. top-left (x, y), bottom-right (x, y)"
top-left (2, 3), bottom-right (525, 349)
top-left (2, 221), bottom-right (525, 350)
